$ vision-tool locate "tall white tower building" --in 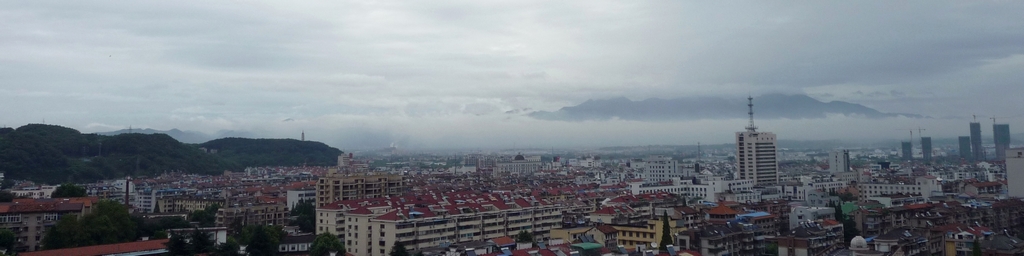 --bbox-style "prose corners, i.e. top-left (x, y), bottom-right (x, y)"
top-left (828, 150), bottom-right (851, 172)
top-left (735, 97), bottom-right (780, 186)
top-left (1007, 148), bottom-right (1024, 198)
